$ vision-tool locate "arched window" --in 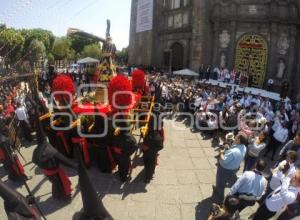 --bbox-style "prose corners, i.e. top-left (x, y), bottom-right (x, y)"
top-left (171, 42), bottom-right (184, 70)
